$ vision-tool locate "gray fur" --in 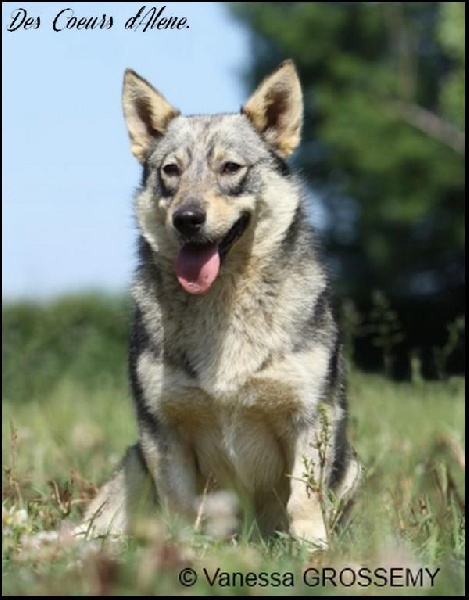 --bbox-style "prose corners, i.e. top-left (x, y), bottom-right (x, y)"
top-left (79, 61), bottom-right (361, 546)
